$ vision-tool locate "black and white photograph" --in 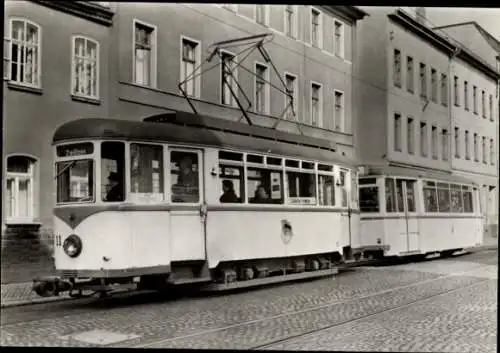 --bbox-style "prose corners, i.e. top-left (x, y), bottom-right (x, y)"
top-left (1, 2), bottom-right (498, 351)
